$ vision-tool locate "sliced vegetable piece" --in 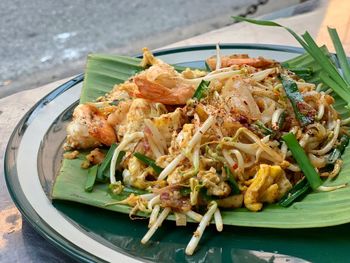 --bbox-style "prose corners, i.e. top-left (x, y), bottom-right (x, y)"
top-left (280, 75), bottom-right (314, 126)
top-left (255, 120), bottom-right (274, 136)
top-left (327, 134), bottom-right (350, 164)
top-left (282, 133), bottom-right (323, 190)
top-left (133, 152), bottom-right (163, 175)
top-left (85, 164), bottom-right (98, 192)
top-left (288, 67), bottom-right (313, 79)
top-left (205, 61), bottom-right (212, 72)
top-left (192, 80), bottom-right (210, 100)
top-left (96, 144), bottom-right (117, 182)
top-left (277, 111), bottom-right (286, 129)
top-left (108, 181), bottom-right (124, 195)
top-left (180, 187), bottom-right (191, 196)
top-left (123, 186), bottom-right (149, 195)
top-left (224, 166), bottom-right (240, 194)
top-left (279, 177), bottom-right (310, 207)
